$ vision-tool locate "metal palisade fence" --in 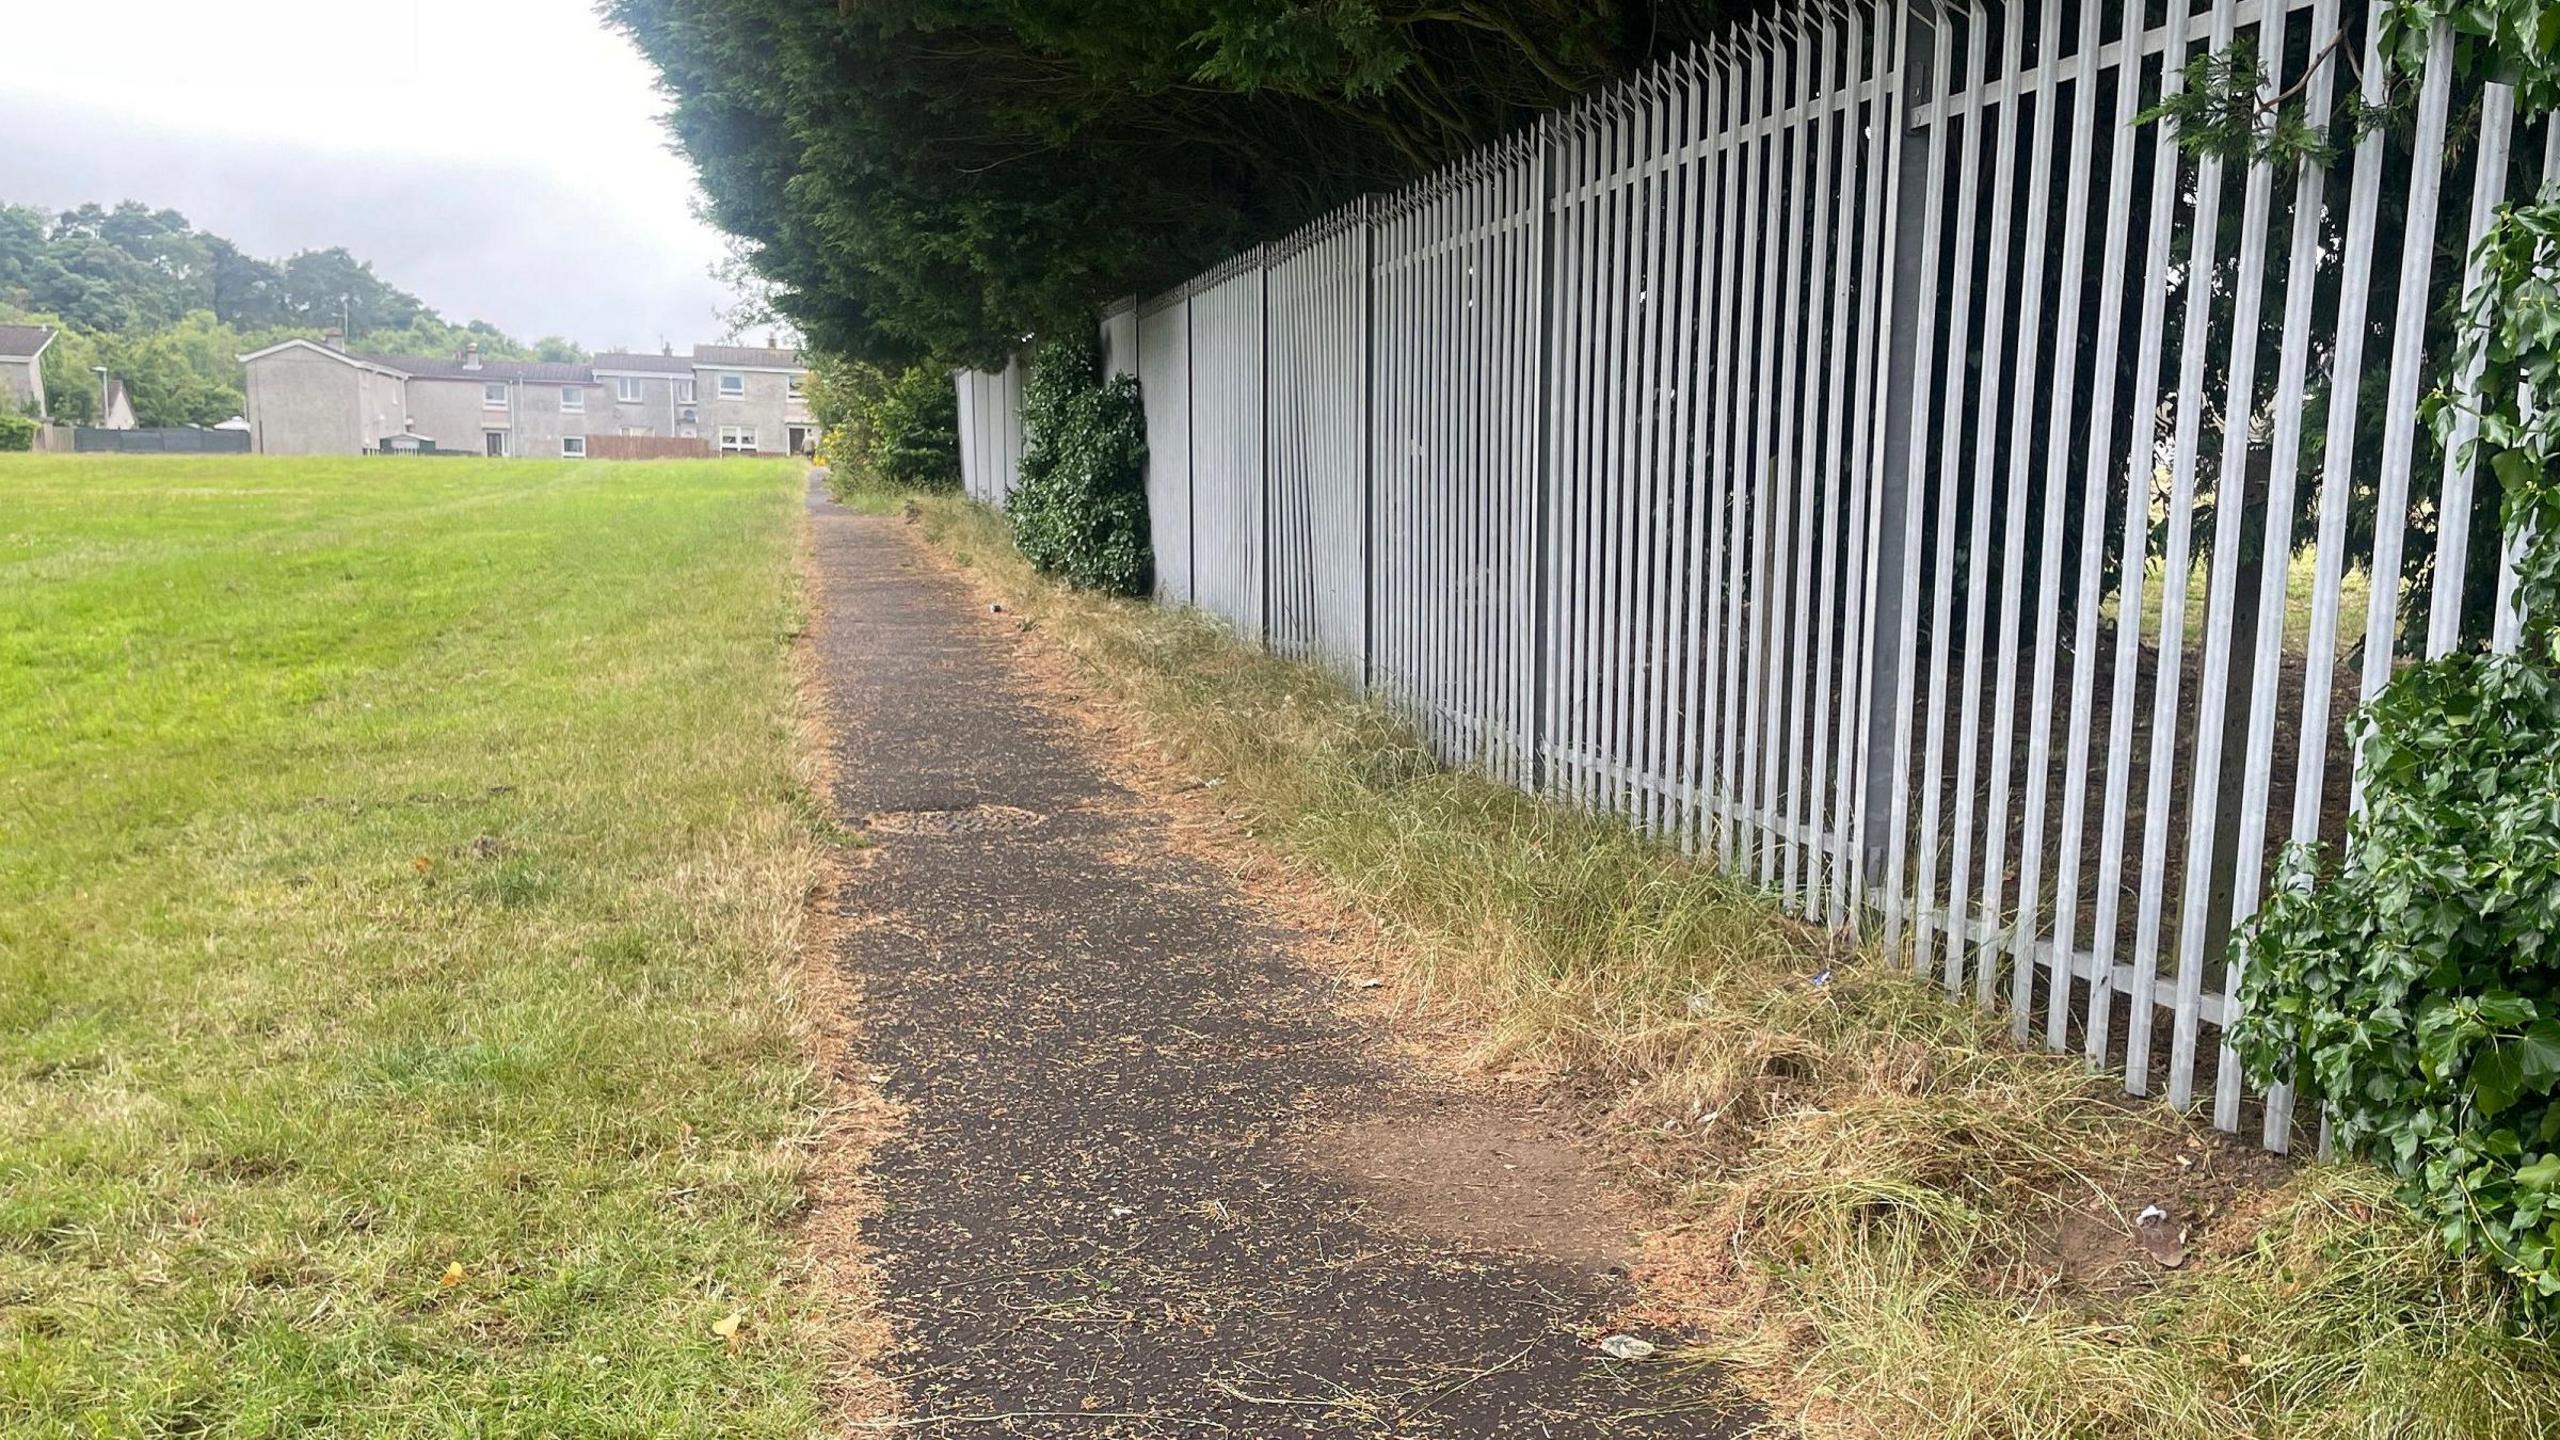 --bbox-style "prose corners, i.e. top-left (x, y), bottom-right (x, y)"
top-left (956, 0), bottom-right (2552, 1152)
top-left (955, 357), bottom-right (1026, 505)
